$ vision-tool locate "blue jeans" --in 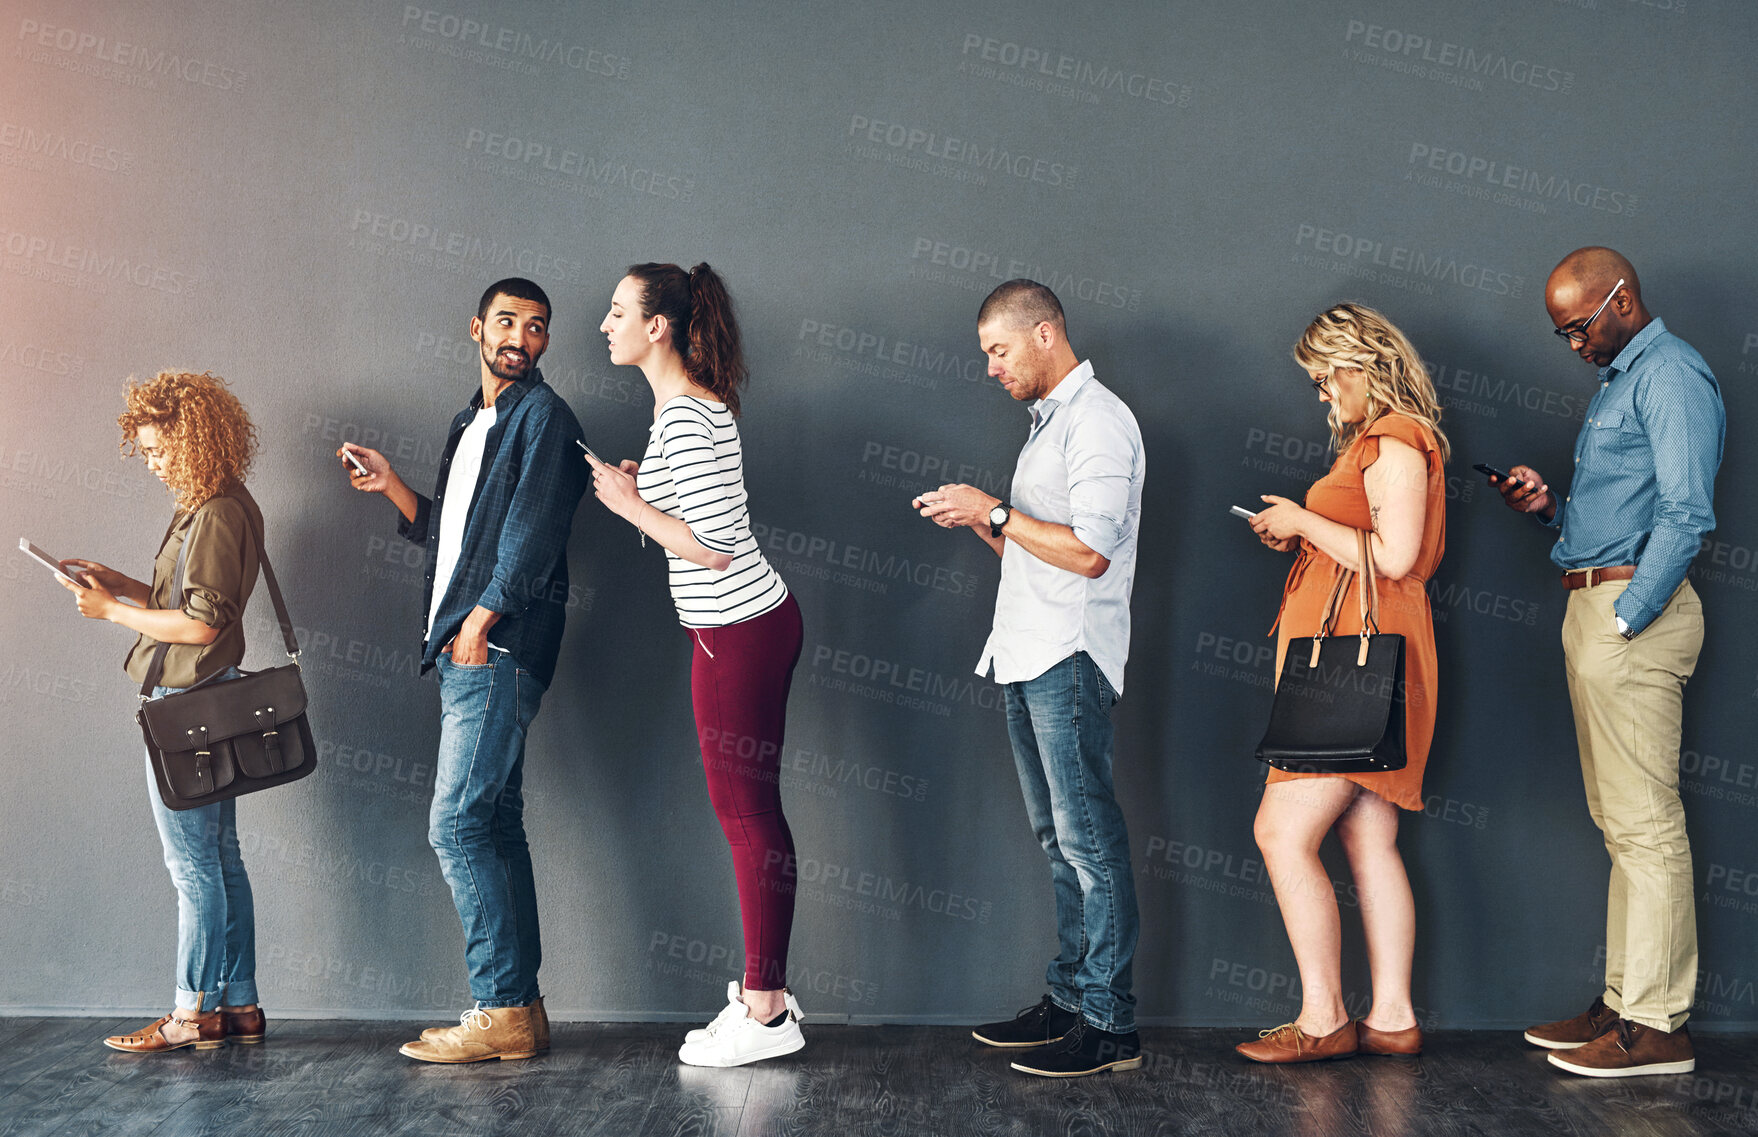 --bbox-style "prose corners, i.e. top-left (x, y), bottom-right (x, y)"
top-left (145, 667), bottom-right (259, 1012)
top-left (1003, 651), bottom-right (1138, 1033)
top-left (431, 651), bottom-right (546, 1008)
